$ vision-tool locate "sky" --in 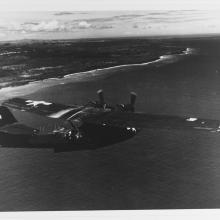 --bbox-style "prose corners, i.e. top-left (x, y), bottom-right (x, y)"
top-left (0, 0), bottom-right (220, 41)
top-left (1, 0), bottom-right (220, 11)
